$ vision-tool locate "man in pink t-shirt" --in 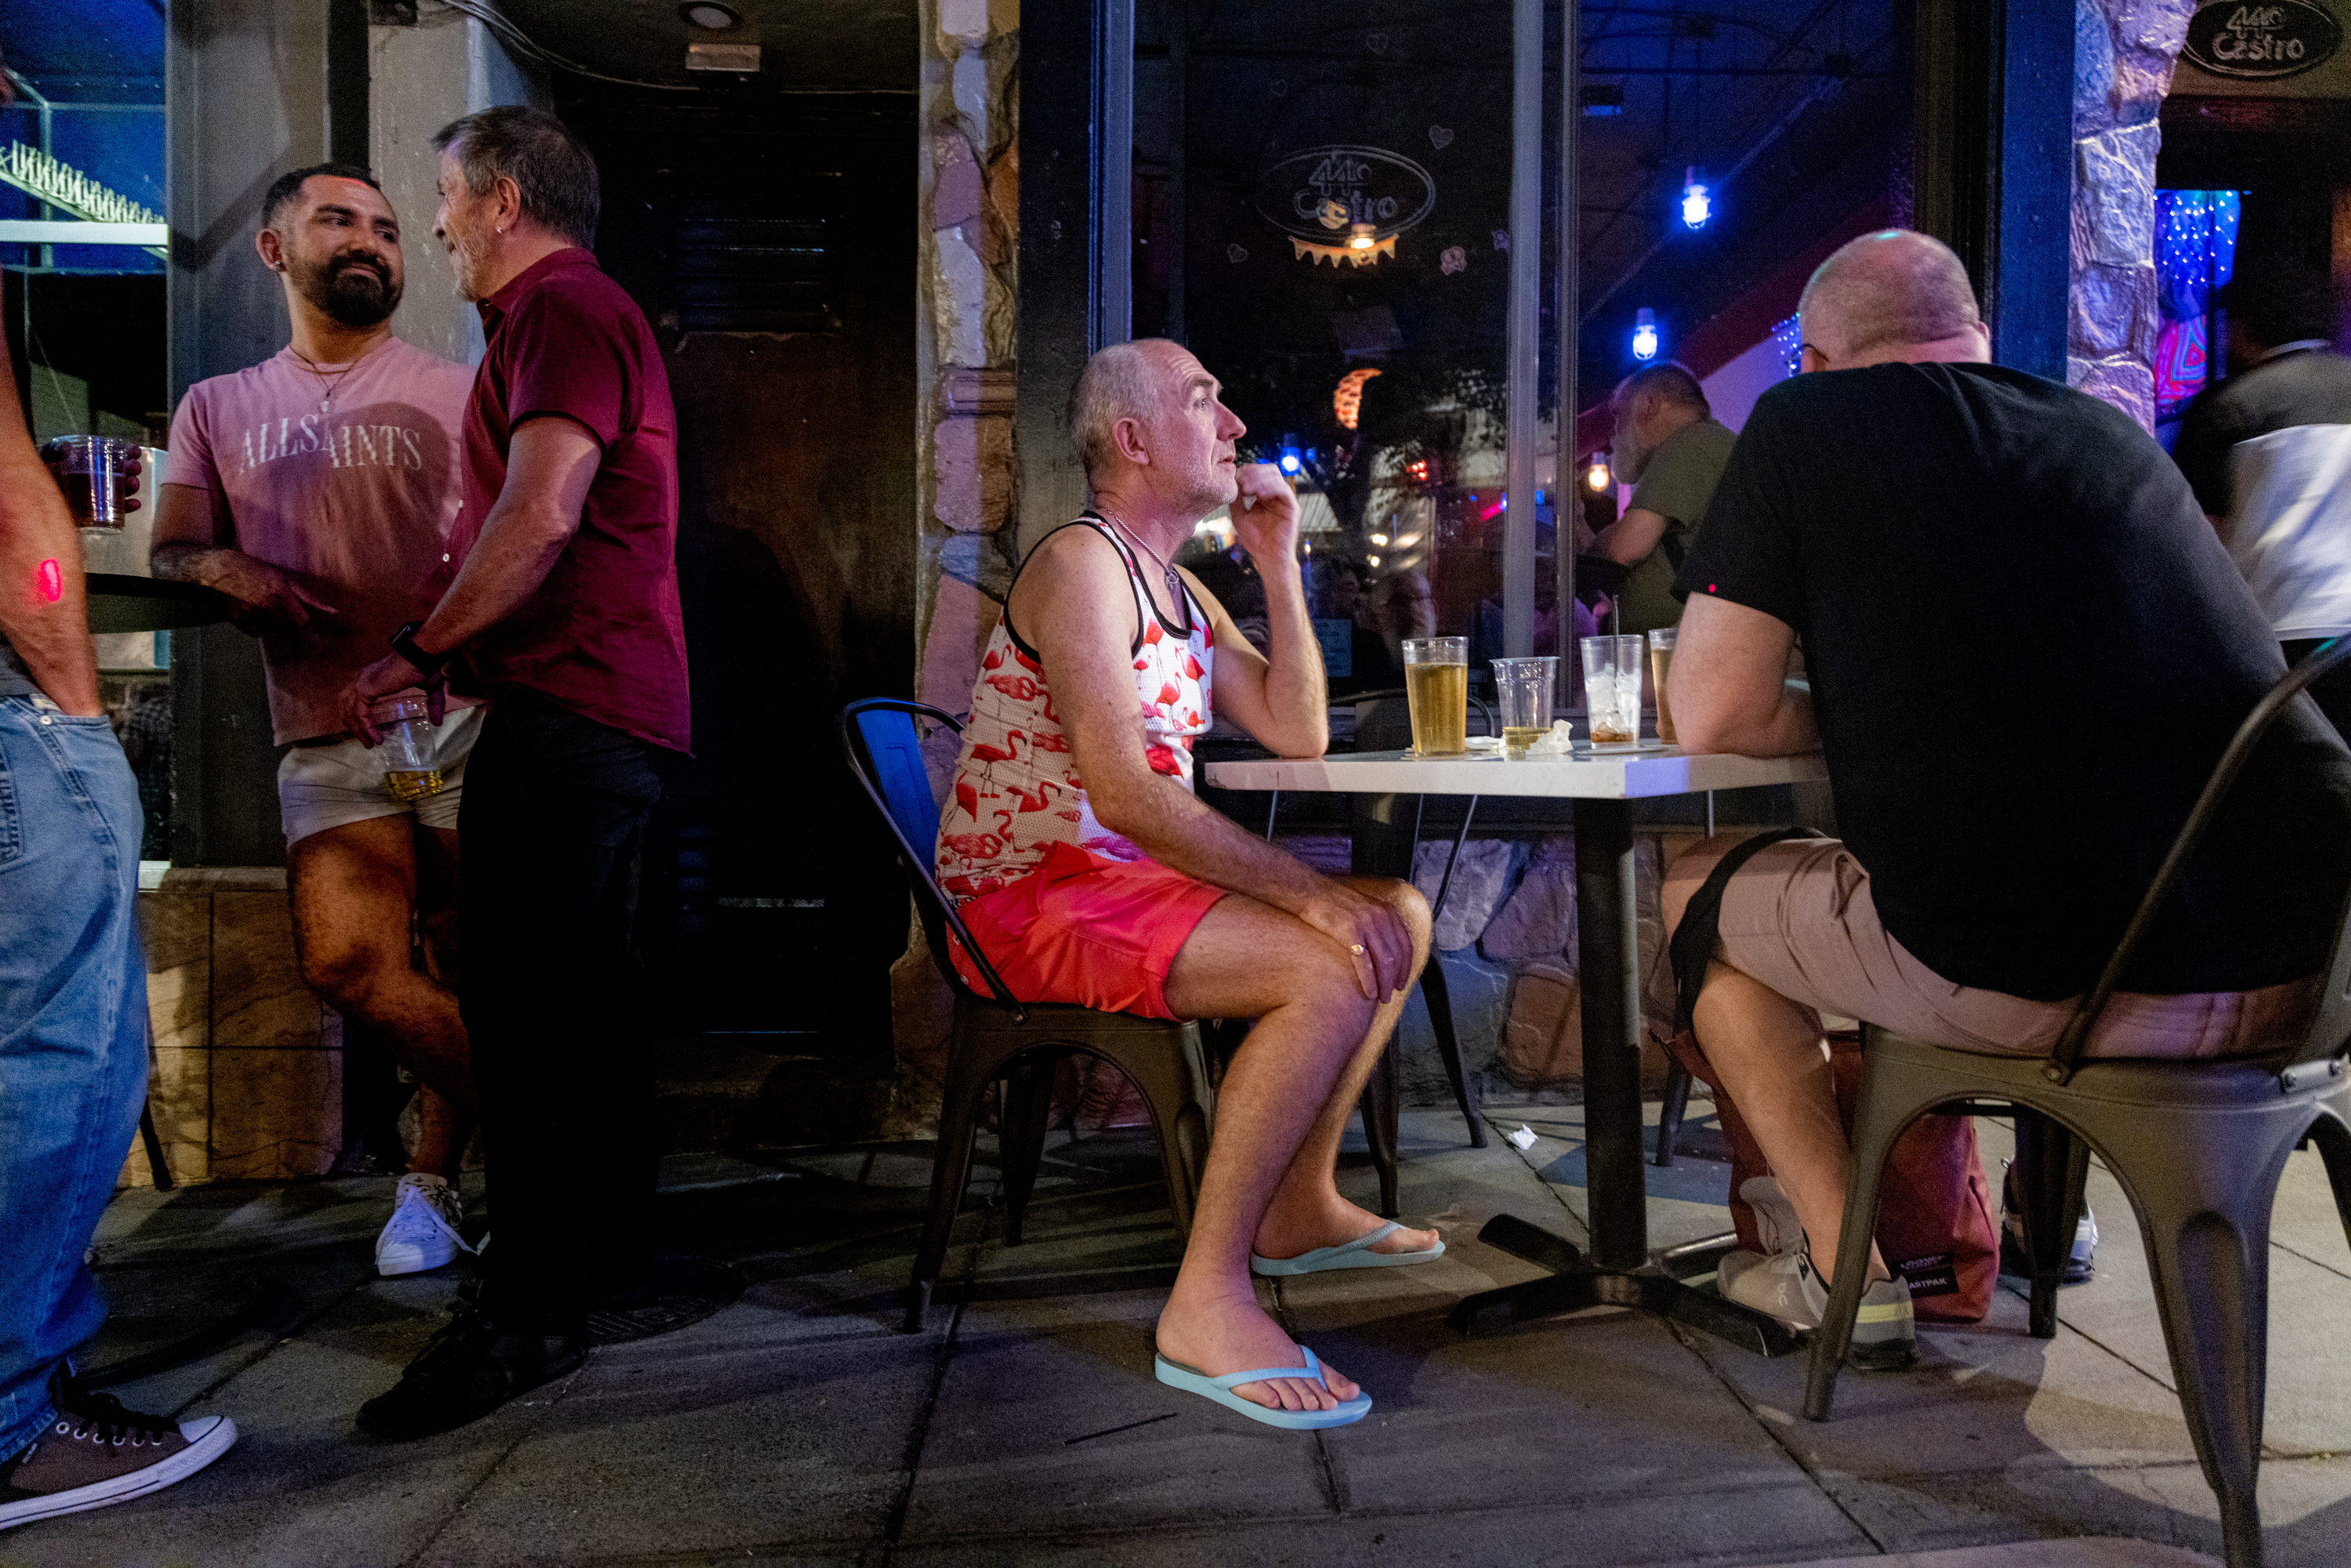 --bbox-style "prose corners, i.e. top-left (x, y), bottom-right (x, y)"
top-left (152, 165), bottom-right (480, 1278)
